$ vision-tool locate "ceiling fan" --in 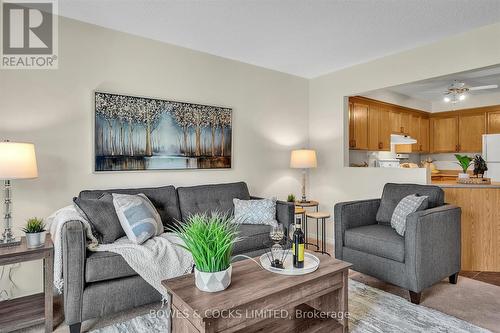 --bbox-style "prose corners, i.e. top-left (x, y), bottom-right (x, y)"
top-left (443, 80), bottom-right (498, 104)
